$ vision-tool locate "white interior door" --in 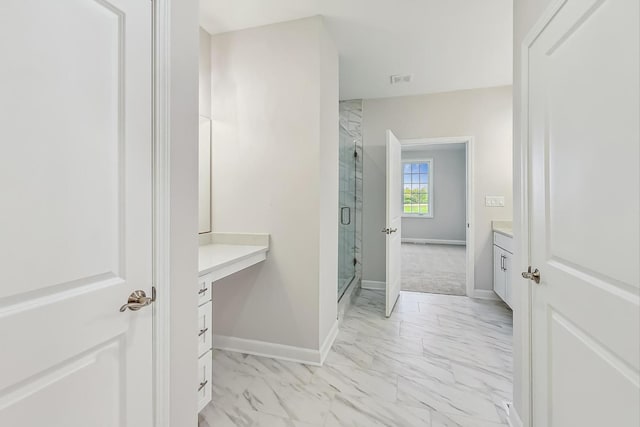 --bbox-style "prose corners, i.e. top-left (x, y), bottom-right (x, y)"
top-left (0, 0), bottom-right (154, 426)
top-left (526, 0), bottom-right (639, 425)
top-left (385, 130), bottom-right (402, 317)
